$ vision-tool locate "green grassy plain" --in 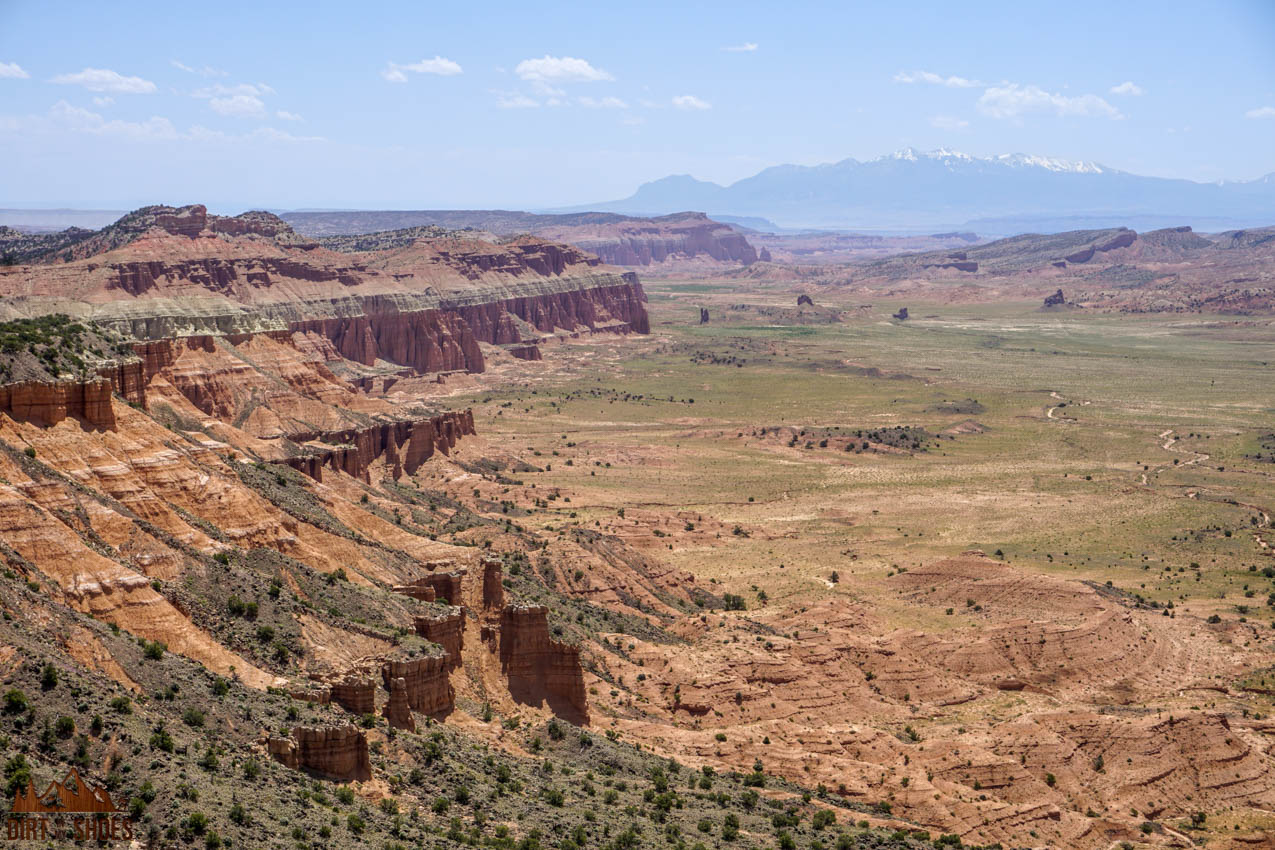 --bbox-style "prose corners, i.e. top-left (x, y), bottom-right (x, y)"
top-left (454, 282), bottom-right (1275, 633)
